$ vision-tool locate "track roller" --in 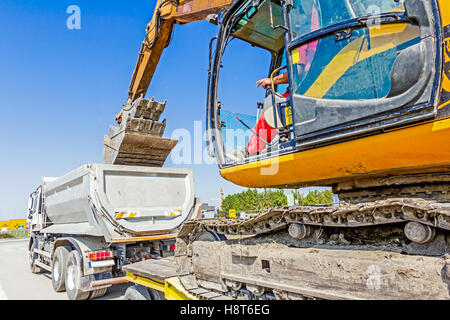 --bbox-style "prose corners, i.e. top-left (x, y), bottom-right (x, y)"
top-left (288, 223), bottom-right (311, 240)
top-left (404, 221), bottom-right (436, 244)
